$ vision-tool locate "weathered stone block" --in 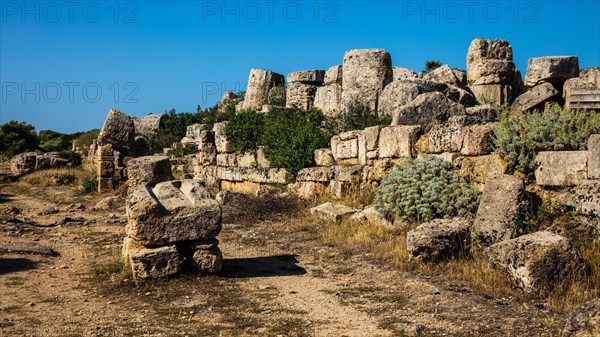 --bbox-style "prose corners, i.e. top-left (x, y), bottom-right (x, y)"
top-left (460, 123), bottom-right (495, 156)
top-left (341, 49), bottom-right (393, 111)
top-left (97, 108), bottom-right (136, 155)
top-left (216, 154), bottom-right (237, 167)
top-left (466, 38), bottom-right (516, 86)
top-left (99, 160), bottom-right (115, 178)
top-left (126, 182), bottom-right (222, 246)
top-left (315, 148), bottom-right (335, 167)
top-left (535, 151), bottom-right (588, 186)
top-left (485, 231), bottom-right (583, 292)
top-left (296, 167), bottom-right (334, 182)
top-left (458, 154), bottom-right (508, 185)
top-left (237, 152), bottom-right (257, 168)
top-left (212, 123), bottom-right (235, 154)
top-left (332, 137), bottom-right (359, 160)
top-left (511, 82), bottom-right (559, 111)
top-left (588, 134), bottom-right (600, 179)
top-left (427, 125), bottom-right (465, 153)
top-left (424, 64), bottom-right (467, 88)
top-left (309, 202), bottom-right (359, 223)
top-left (287, 70), bottom-right (325, 84)
top-left (562, 299), bottom-right (600, 337)
top-left (378, 126), bottom-right (421, 158)
top-left (407, 218), bottom-right (471, 261)
top-left (128, 244), bottom-right (182, 279)
top-left (392, 66), bottom-right (417, 81)
top-left (292, 181), bottom-right (328, 199)
top-left (474, 174), bottom-right (524, 246)
top-left (324, 65), bottom-right (343, 84)
top-left (334, 165), bottom-right (363, 182)
top-left (98, 177), bottom-right (114, 192)
top-left (573, 180), bottom-right (600, 216)
top-left (314, 83), bottom-right (342, 116)
top-left (127, 156), bottom-right (174, 186)
top-left (378, 79), bottom-right (448, 116)
top-left (242, 69), bottom-right (285, 110)
top-left (524, 56), bottom-right (579, 87)
top-left (286, 82), bottom-right (319, 110)
top-left (350, 205), bottom-right (393, 228)
top-left (390, 92), bottom-right (466, 132)
top-left (190, 246), bottom-right (223, 274)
